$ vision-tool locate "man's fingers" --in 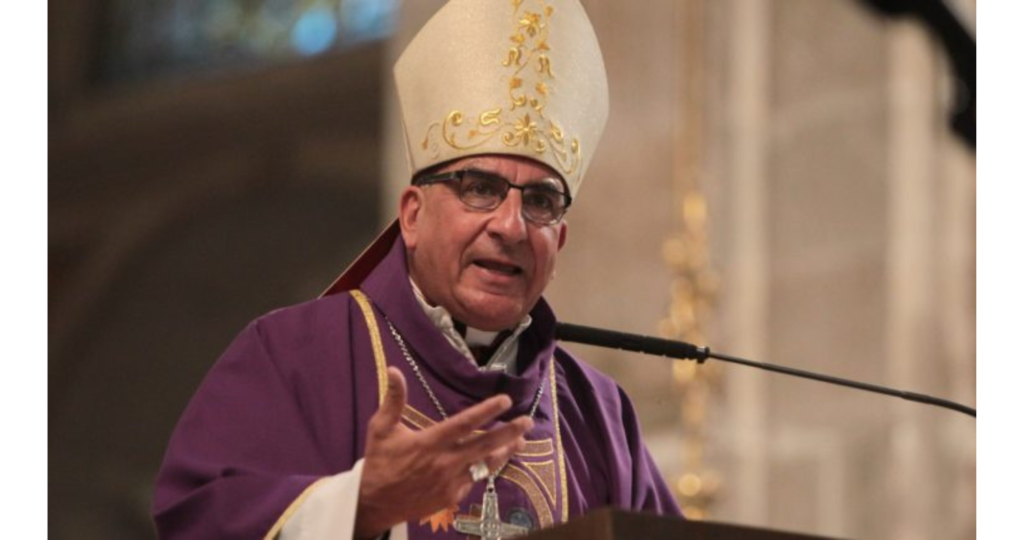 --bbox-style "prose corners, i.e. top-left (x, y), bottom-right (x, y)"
top-left (482, 435), bottom-right (528, 474)
top-left (429, 394), bottom-right (514, 442)
top-left (456, 416), bottom-right (533, 459)
top-left (371, 367), bottom-right (408, 433)
top-left (464, 433), bottom-right (529, 485)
